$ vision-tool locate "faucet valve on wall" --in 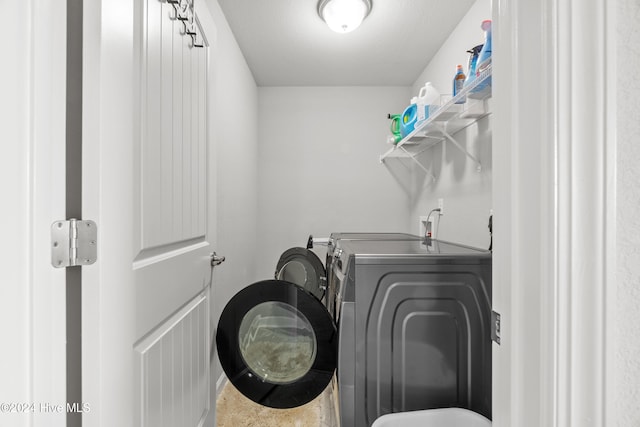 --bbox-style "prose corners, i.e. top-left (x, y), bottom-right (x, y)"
top-left (421, 205), bottom-right (443, 242)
